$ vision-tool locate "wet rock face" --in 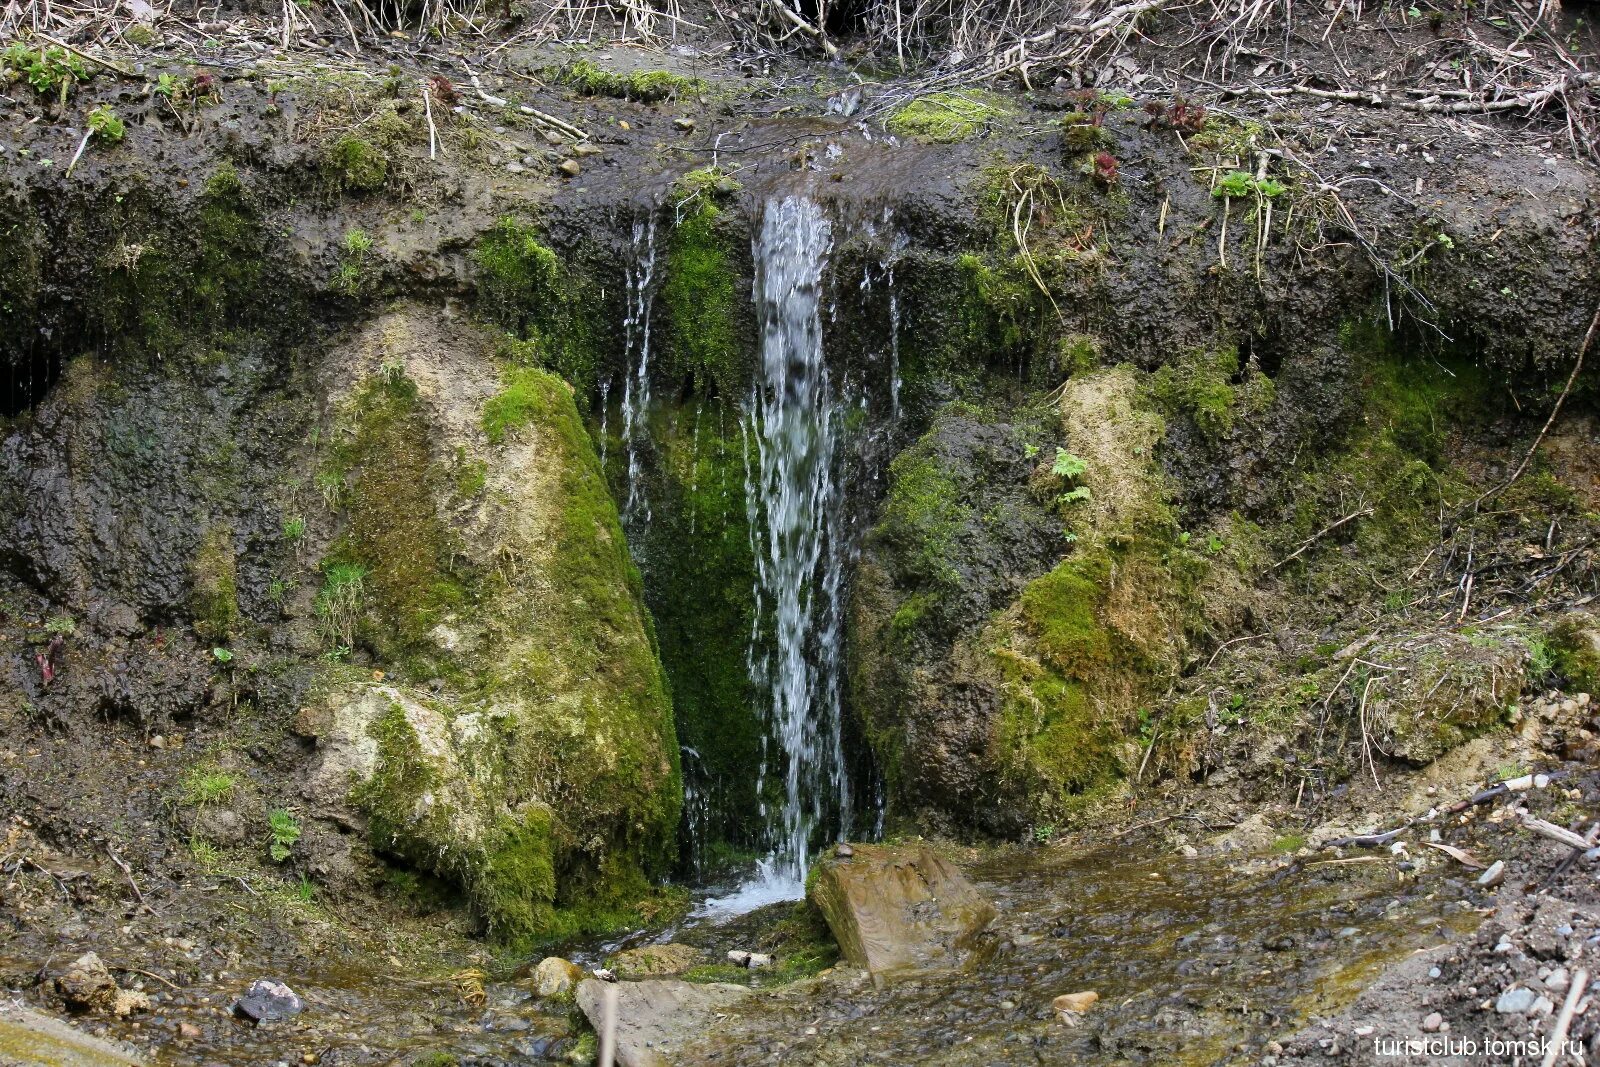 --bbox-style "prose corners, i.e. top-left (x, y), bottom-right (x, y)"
top-left (0, 304), bottom-right (682, 947)
top-left (848, 406), bottom-right (1067, 832)
top-left (808, 843), bottom-right (996, 976)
